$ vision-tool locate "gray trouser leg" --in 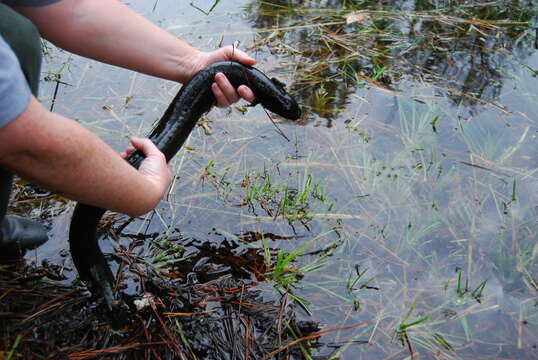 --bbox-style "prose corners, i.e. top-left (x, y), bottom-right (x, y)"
top-left (0, 172), bottom-right (13, 221)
